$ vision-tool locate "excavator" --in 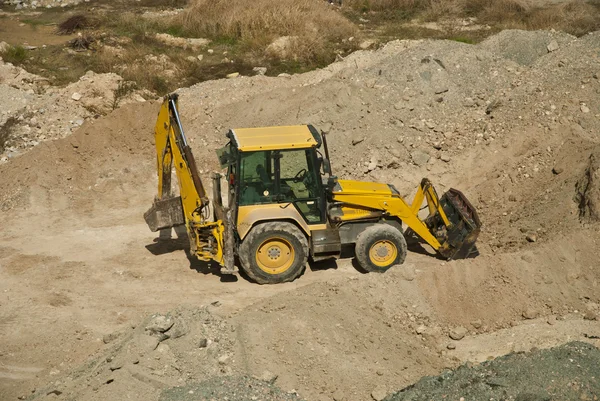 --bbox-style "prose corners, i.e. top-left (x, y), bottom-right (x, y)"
top-left (144, 94), bottom-right (481, 284)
